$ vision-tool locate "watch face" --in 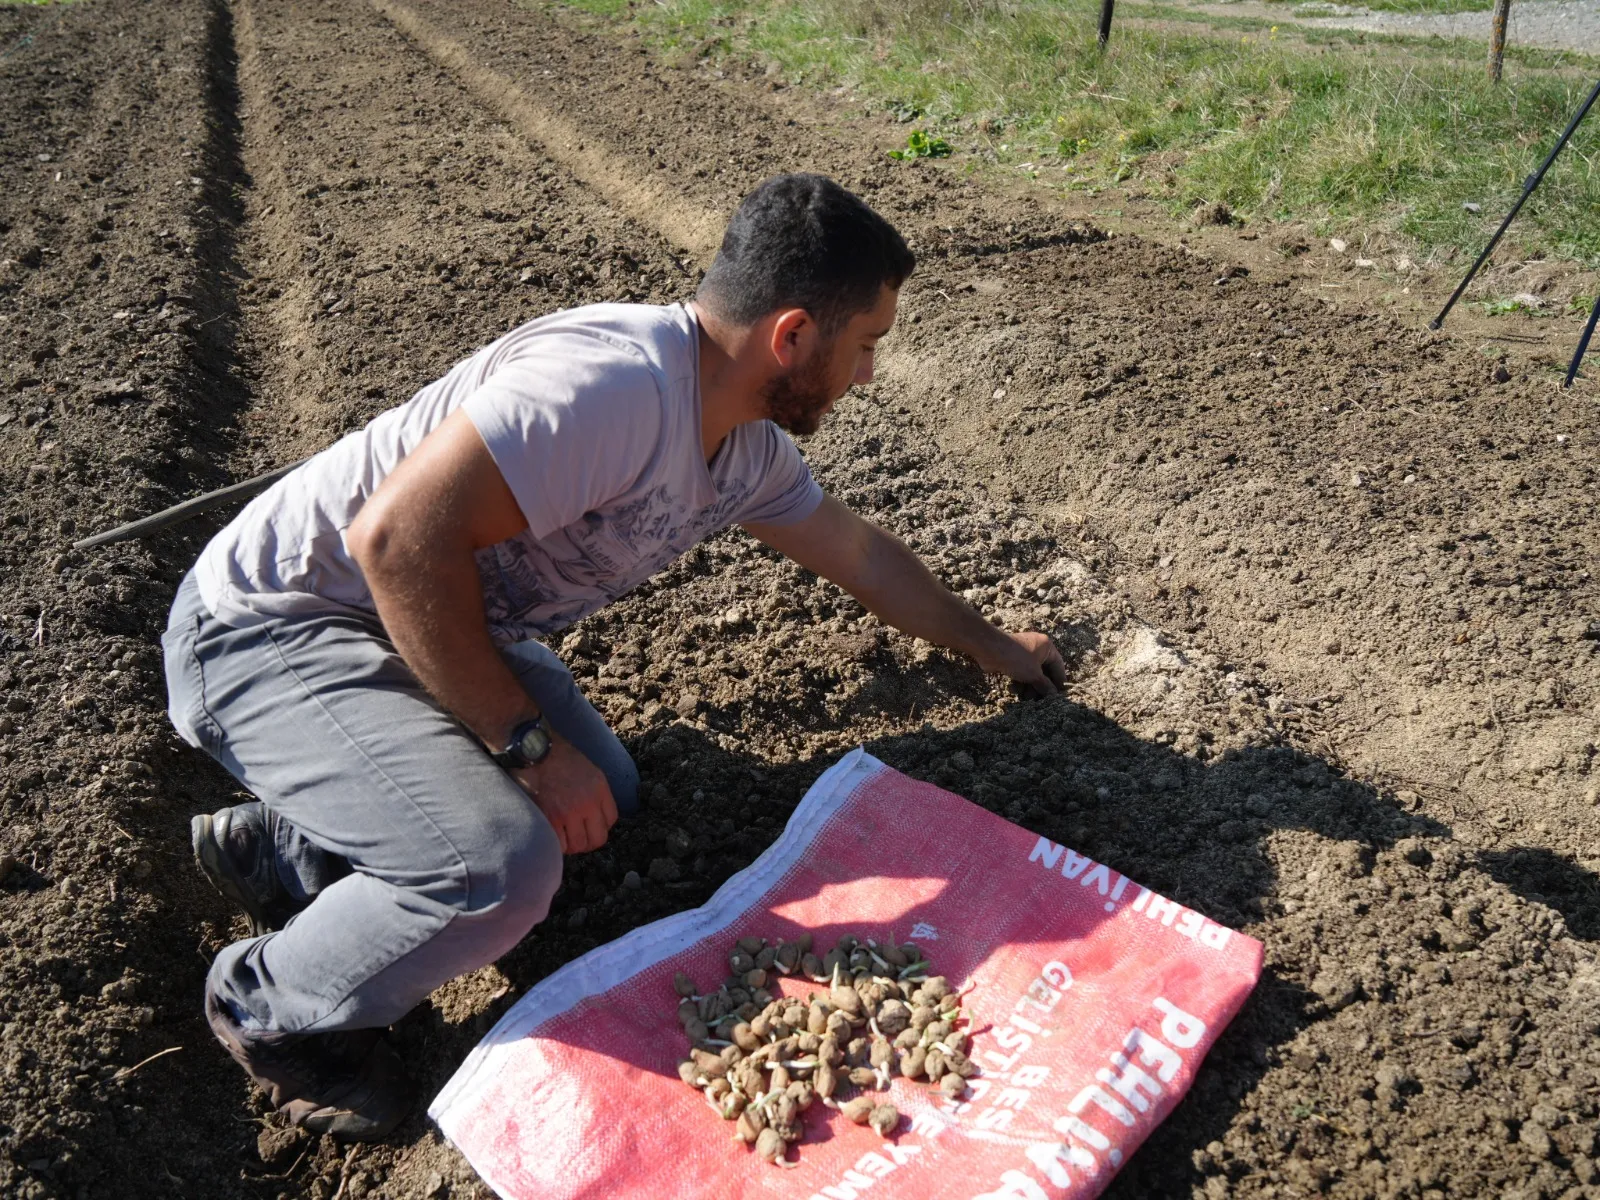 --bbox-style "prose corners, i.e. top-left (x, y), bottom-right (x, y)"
top-left (518, 724), bottom-right (551, 761)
